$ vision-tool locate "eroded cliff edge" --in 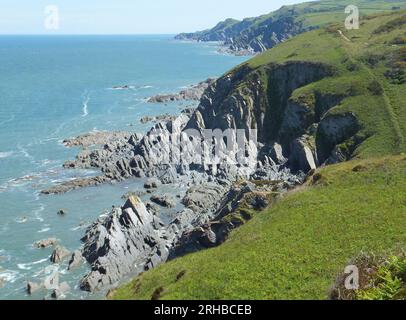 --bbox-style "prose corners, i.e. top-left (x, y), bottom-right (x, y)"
top-left (72, 57), bottom-right (368, 292)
